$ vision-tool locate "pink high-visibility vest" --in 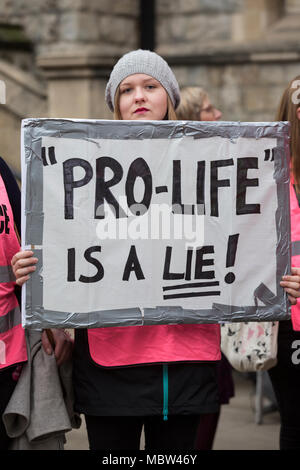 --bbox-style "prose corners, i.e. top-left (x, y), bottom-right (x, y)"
top-left (0, 174), bottom-right (27, 369)
top-left (290, 176), bottom-right (300, 331)
top-left (87, 323), bottom-right (221, 367)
